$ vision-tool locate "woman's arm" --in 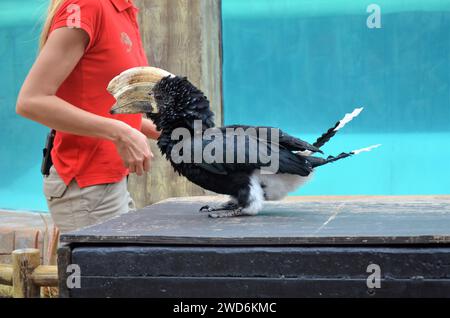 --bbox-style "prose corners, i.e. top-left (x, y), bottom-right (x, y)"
top-left (141, 118), bottom-right (161, 140)
top-left (16, 27), bottom-right (152, 176)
